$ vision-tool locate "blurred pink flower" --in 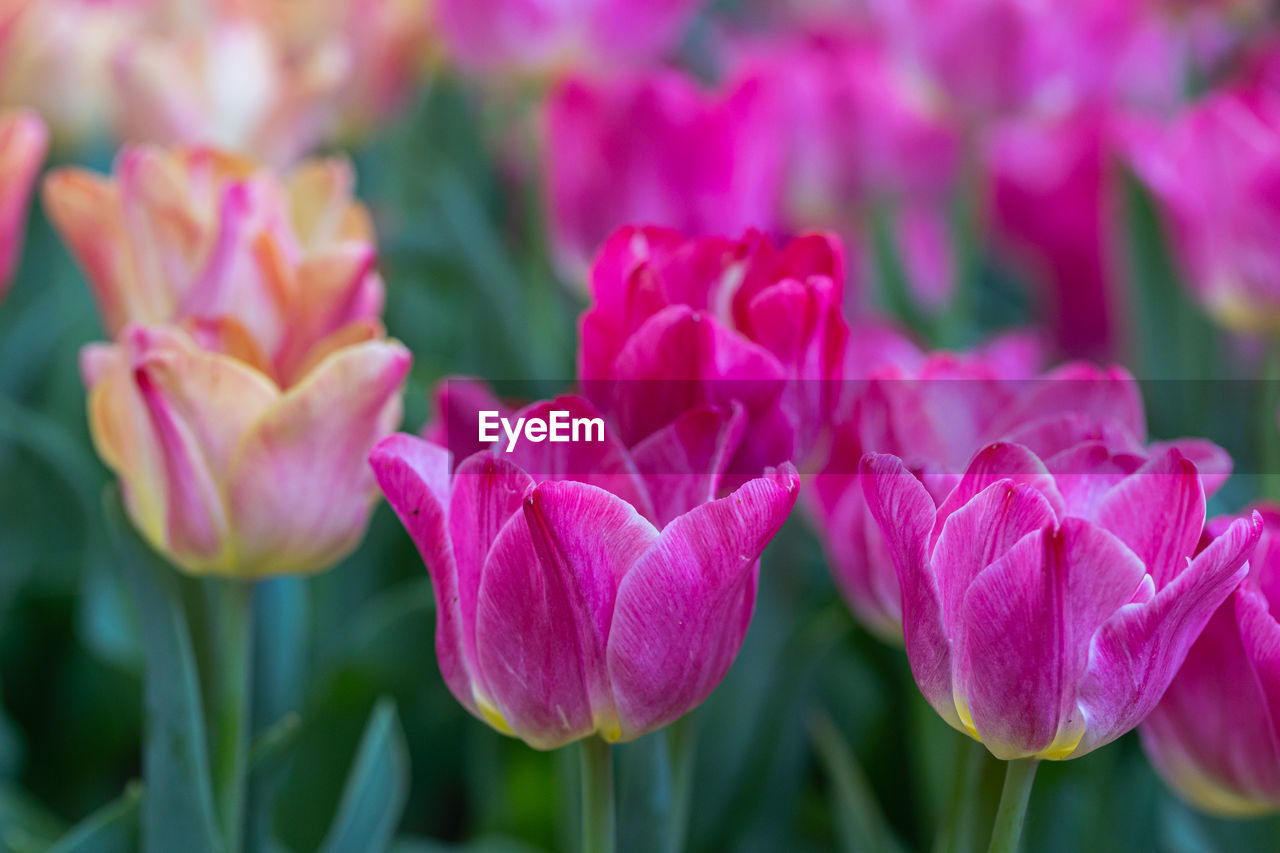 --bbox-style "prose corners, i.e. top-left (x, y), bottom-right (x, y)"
top-left (370, 426), bottom-right (799, 748)
top-left (812, 357), bottom-right (1233, 637)
top-left (0, 108), bottom-right (47, 300)
top-left (1140, 504), bottom-right (1280, 816)
top-left (865, 0), bottom-right (1185, 117)
top-left (578, 225), bottom-right (850, 480)
top-left (544, 72), bottom-right (782, 278)
top-left (862, 443), bottom-right (1259, 759)
top-left (986, 108), bottom-right (1126, 358)
top-left (1125, 87), bottom-right (1280, 332)
top-left (729, 29), bottom-right (962, 309)
top-left (437, 0), bottom-right (701, 76)
top-left (47, 145), bottom-right (410, 576)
